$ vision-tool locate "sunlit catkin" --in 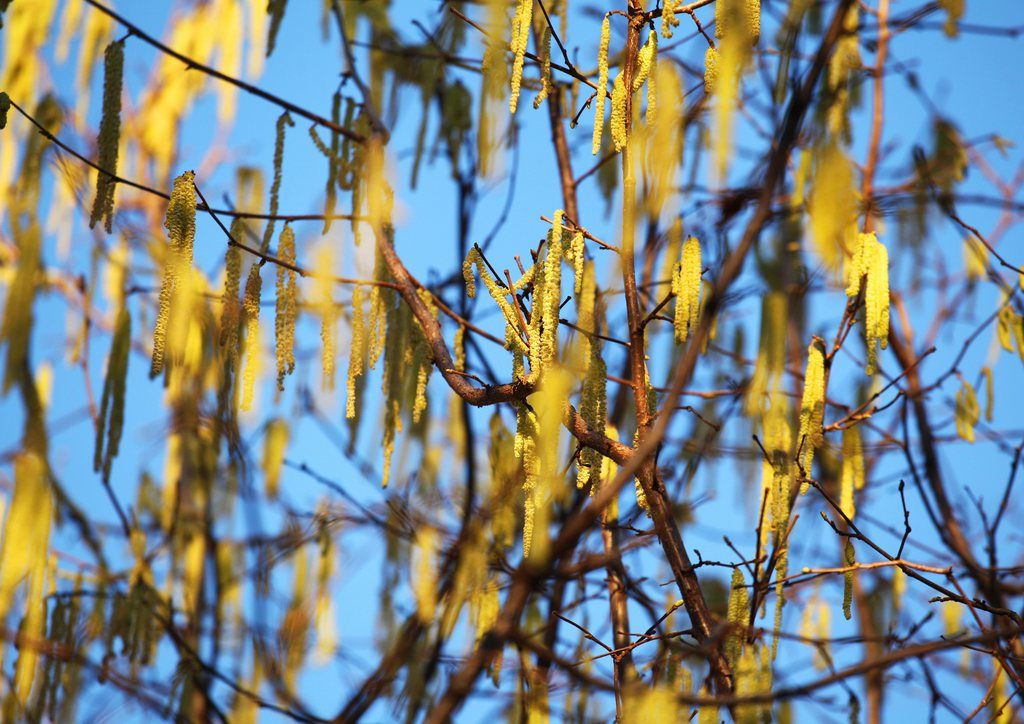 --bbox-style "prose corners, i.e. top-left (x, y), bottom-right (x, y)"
top-left (508, 0), bottom-right (534, 114)
top-left (346, 285), bottom-right (367, 419)
top-left (263, 417), bottom-right (289, 498)
top-left (703, 47), bottom-right (719, 94)
top-left (672, 232), bottom-right (702, 343)
top-left (839, 426), bottom-right (863, 520)
top-left (609, 73), bottom-right (628, 152)
top-left (151, 171), bottom-right (197, 378)
top-left (412, 526), bottom-right (438, 623)
top-left (864, 235), bottom-right (890, 375)
top-left (533, 26), bottom-right (552, 109)
top-left (633, 30), bottom-right (657, 93)
top-left (955, 379), bottom-right (979, 443)
top-left (796, 342), bottom-right (825, 475)
top-left (89, 40), bottom-right (124, 233)
top-left (261, 111), bottom-right (294, 252)
top-left (220, 235), bottom-right (243, 359)
top-left (592, 16), bottom-right (611, 155)
top-left (842, 540), bottom-right (855, 620)
top-left (726, 568), bottom-right (749, 664)
top-left (316, 245), bottom-right (337, 392)
top-left (240, 265), bottom-right (263, 411)
top-left (274, 225), bottom-right (297, 391)
top-left (661, 0), bottom-right (682, 38)
top-left (94, 306), bottom-right (130, 484)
